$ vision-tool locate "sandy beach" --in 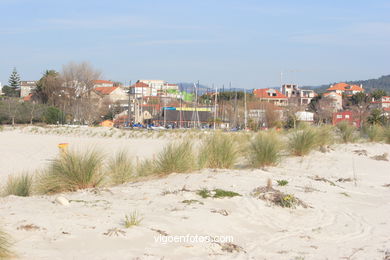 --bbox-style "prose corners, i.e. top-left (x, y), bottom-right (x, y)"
top-left (1, 127), bottom-right (390, 259)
